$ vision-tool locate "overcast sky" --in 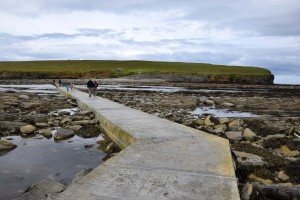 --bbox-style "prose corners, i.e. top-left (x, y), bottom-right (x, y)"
top-left (0, 0), bottom-right (299, 79)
